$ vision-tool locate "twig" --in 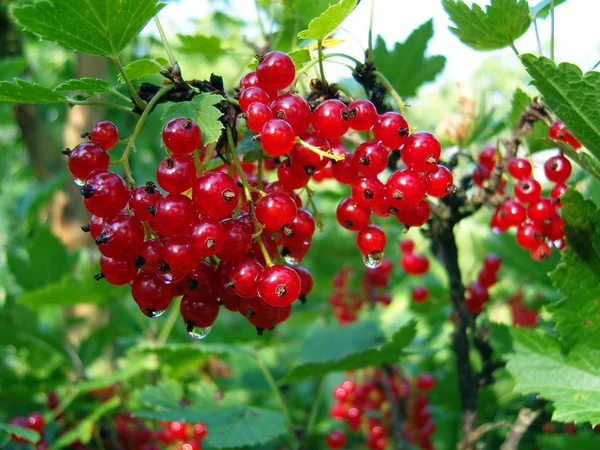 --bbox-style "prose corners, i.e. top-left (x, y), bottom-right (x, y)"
top-left (381, 365), bottom-right (412, 450)
top-left (500, 408), bottom-right (541, 450)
